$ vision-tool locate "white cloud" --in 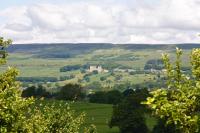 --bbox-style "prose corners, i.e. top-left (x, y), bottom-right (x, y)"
top-left (0, 0), bottom-right (200, 44)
